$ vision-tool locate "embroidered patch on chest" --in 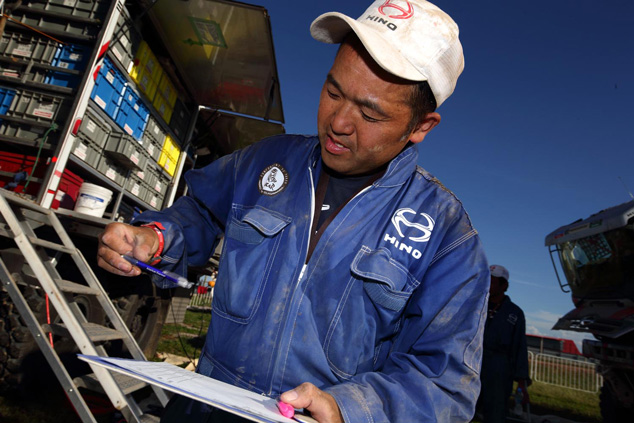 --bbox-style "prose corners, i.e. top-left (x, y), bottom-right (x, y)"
top-left (258, 163), bottom-right (289, 196)
top-left (507, 313), bottom-right (518, 325)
